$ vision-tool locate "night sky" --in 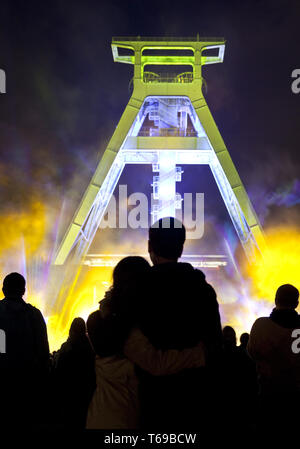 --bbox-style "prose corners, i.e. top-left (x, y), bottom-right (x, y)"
top-left (0, 0), bottom-right (299, 256)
